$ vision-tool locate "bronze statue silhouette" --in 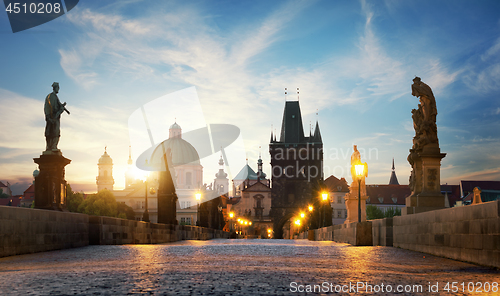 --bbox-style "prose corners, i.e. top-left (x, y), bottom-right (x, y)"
top-left (44, 82), bottom-right (69, 152)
